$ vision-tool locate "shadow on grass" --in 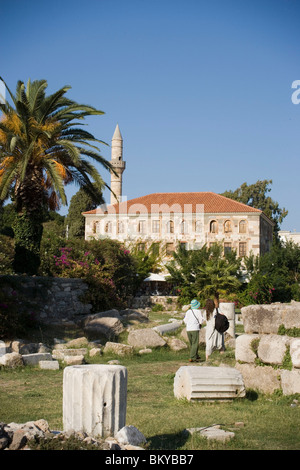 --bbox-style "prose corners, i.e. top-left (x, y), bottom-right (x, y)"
top-left (245, 389), bottom-right (259, 401)
top-left (146, 430), bottom-right (189, 450)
